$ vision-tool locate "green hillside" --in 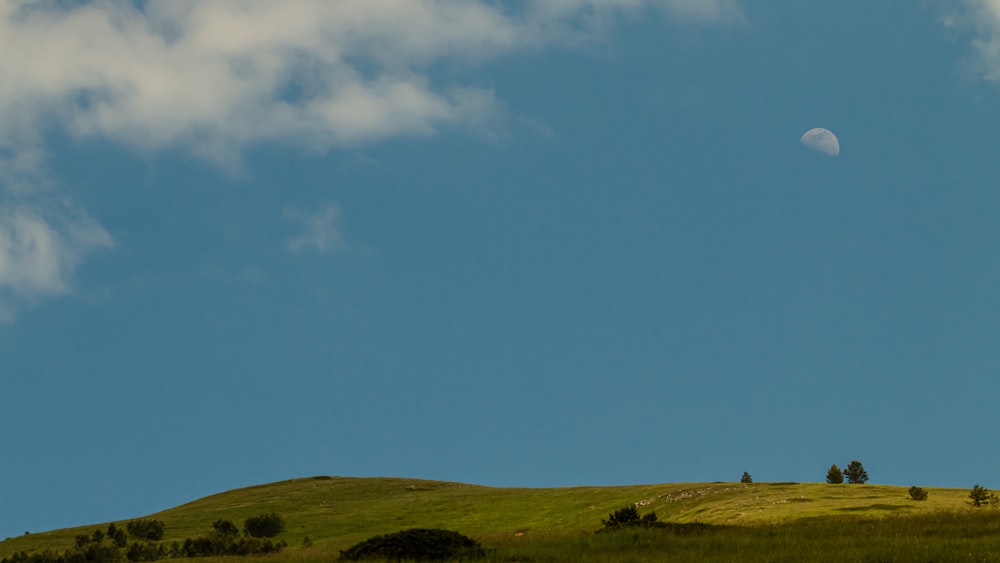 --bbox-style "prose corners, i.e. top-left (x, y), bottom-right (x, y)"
top-left (1, 477), bottom-right (994, 562)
